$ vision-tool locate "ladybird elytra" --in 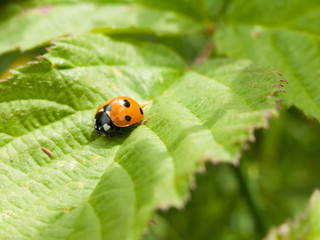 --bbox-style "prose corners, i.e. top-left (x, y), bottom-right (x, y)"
top-left (94, 96), bottom-right (144, 135)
